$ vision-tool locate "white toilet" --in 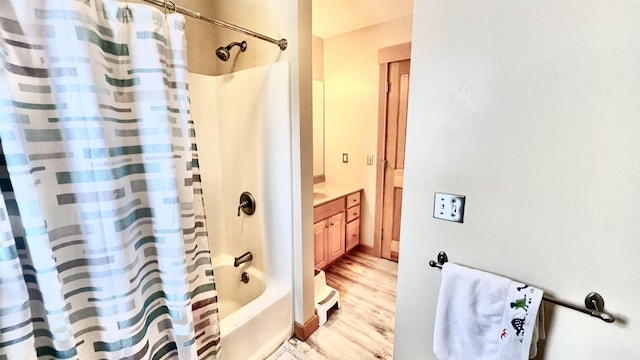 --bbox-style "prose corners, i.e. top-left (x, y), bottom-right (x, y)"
top-left (314, 269), bottom-right (341, 326)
